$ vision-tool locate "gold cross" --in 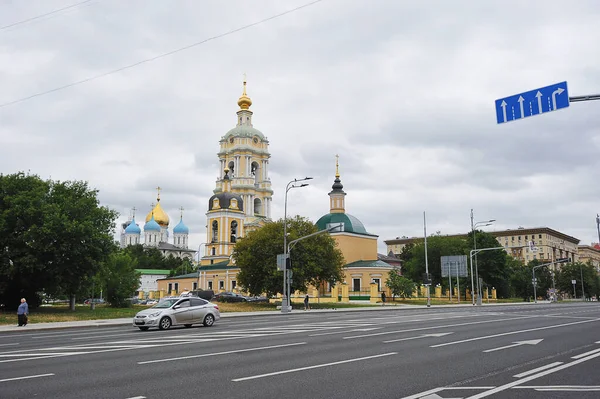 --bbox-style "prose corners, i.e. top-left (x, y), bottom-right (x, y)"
top-left (132, 206), bottom-right (137, 218)
top-left (335, 154), bottom-right (340, 178)
top-left (156, 186), bottom-right (161, 201)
